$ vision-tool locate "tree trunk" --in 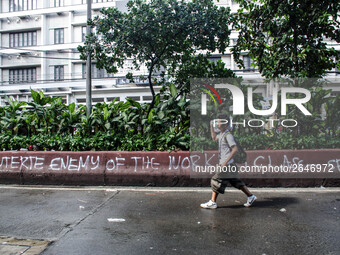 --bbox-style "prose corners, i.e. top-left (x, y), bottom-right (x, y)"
top-left (293, 0), bottom-right (299, 83)
top-left (147, 61), bottom-right (156, 116)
